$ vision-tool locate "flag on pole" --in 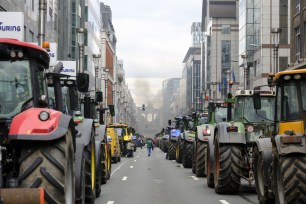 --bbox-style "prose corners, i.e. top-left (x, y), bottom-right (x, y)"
top-left (232, 70), bottom-right (236, 83)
